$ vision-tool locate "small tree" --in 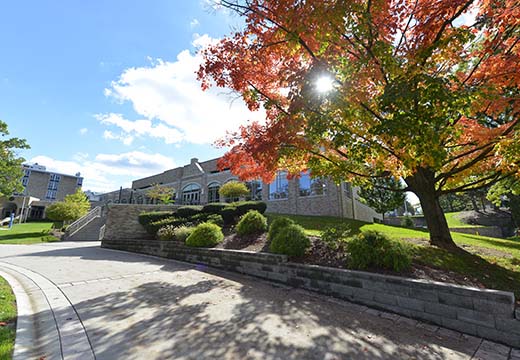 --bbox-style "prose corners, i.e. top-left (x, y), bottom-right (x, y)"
top-left (358, 177), bottom-right (405, 220)
top-left (46, 188), bottom-right (90, 223)
top-left (0, 120), bottom-right (30, 197)
top-left (146, 184), bottom-right (175, 204)
top-left (487, 178), bottom-right (520, 229)
top-left (219, 181), bottom-right (249, 202)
